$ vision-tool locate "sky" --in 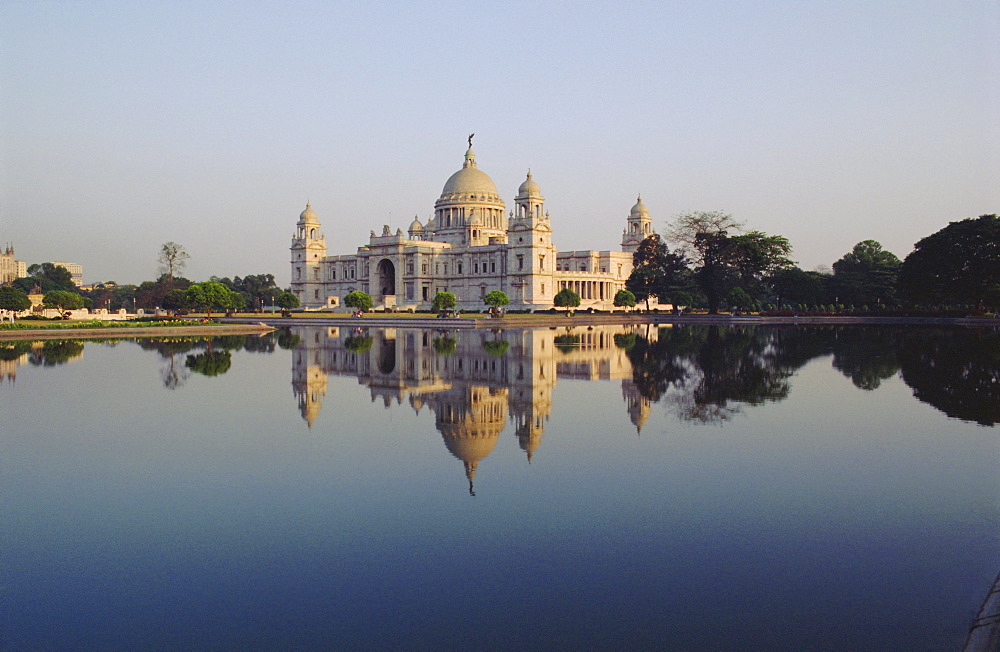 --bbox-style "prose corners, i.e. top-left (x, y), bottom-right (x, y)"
top-left (1, 1), bottom-right (997, 287)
